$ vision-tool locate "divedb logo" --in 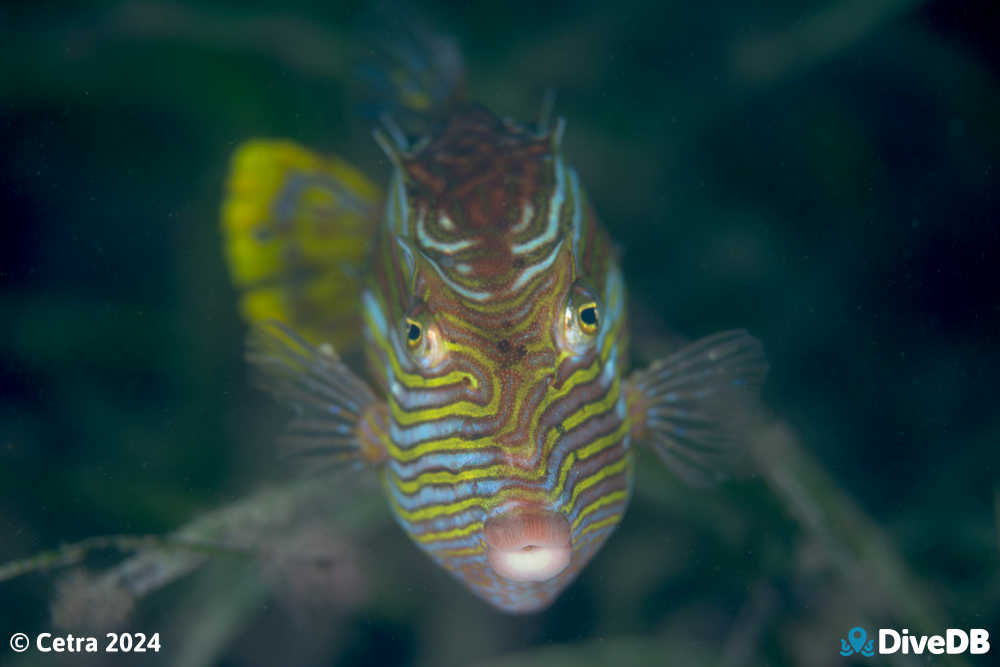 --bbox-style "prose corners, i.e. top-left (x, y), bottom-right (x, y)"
top-left (840, 626), bottom-right (990, 657)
